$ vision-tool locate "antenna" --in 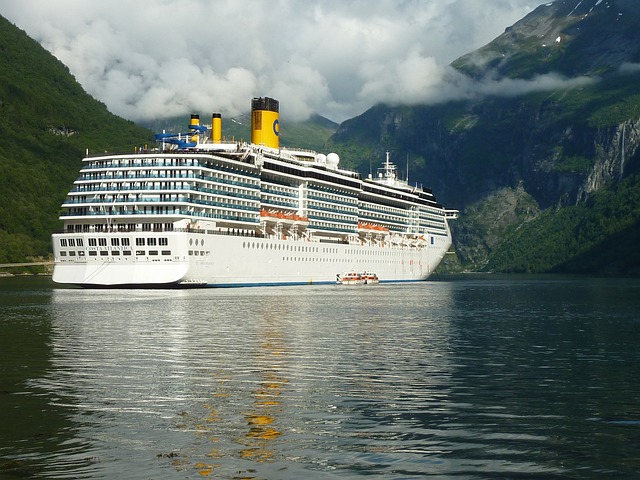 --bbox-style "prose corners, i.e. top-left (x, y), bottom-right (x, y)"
top-left (406, 153), bottom-right (409, 183)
